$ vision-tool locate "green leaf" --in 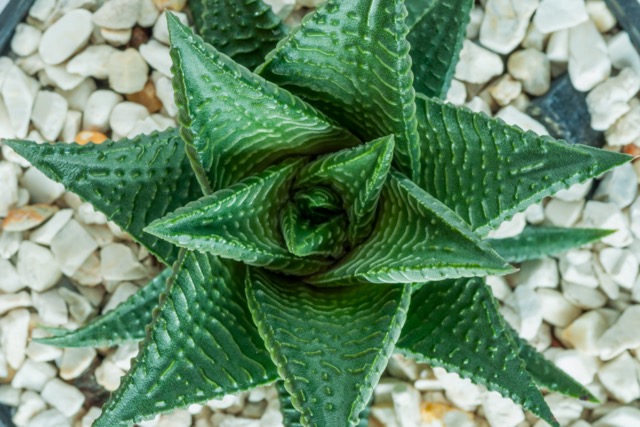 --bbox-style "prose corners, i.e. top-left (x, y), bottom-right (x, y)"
top-left (36, 268), bottom-right (170, 348)
top-left (280, 203), bottom-right (348, 258)
top-left (295, 135), bottom-right (395, 247)
top-left (510, 327), bottom-right (598, 402)
top-left (4, 129), bottom-right (201, 266)
top-left (404, 0), bottom-right (434, 27)
top-left (257, 0), bottom-right (422, 182)
top-left (488, 226), bottom-right (615, 263)
top-left (415, 95), bottom-right (631, 235)
top-left (167, 14), bottom-right (359, 192)
top-left (307, 171), bottom-right (513, 286)
top-left (95, 252), bottom-right (277, 427)
top-left (397, 278), bottom-right (558, 427)
top-left (146, 158), bottom-right (332, 276)
top-left (189, 0), bottom-right (288, 70)
top-left (246, 269), bottom-right (410, 427)
top-left (408, 0), bottom-right (472, 97)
